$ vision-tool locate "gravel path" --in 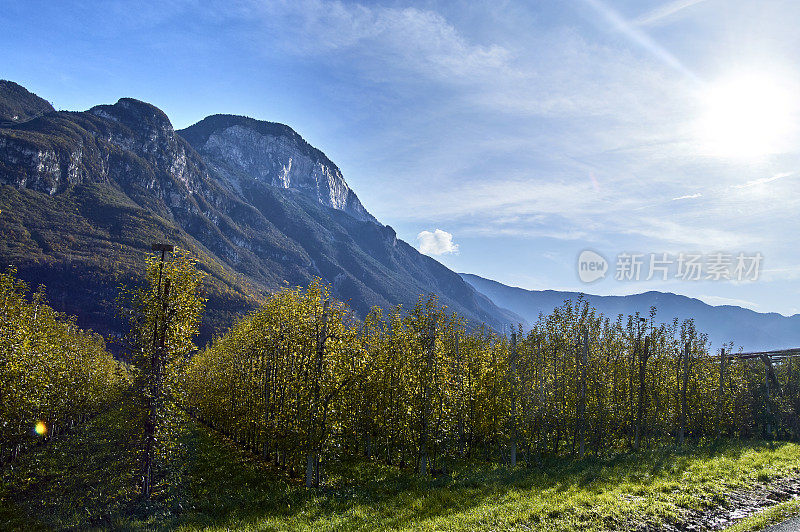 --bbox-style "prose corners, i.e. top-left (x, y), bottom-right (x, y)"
top-left (637, 476), bottom-right (800, 531)
top-left (763, 515), bottom-right (800, 532)
top-left (695, 476), bottom-right (800, 531)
